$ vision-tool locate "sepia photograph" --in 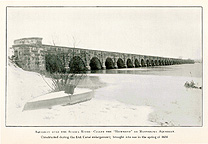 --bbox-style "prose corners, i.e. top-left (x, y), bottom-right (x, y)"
top-left (6, 6), bottom-right (202, 127)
